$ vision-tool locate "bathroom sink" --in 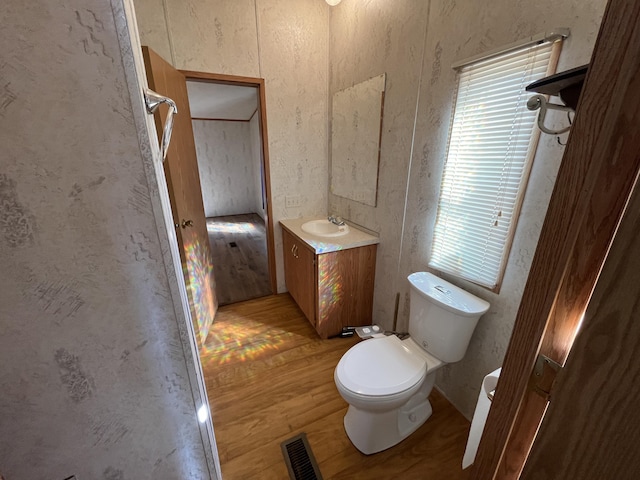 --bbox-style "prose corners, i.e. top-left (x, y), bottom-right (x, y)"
top-left (301, 219), bottom-right (350, 237)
